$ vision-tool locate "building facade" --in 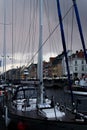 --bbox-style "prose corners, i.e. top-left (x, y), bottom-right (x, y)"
top-left (3, 50), bottom-right (87, 81)
top-left (62, 50), bottom-right (87, 78)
